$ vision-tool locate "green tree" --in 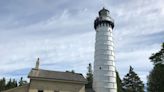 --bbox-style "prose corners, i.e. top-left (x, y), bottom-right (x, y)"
top-left (147, 43), bottom-right (164, 92)
top-left (65, 70), bottom-right (75, 73)
top-left (12, 79), bottom-right (18, 87)
top-left (85, 63), bottom-right (93, 89)
top-left (71, 70), bottom-right (75, 73)
top-left (18, 77), bottom-right (27, 86)
top-left (0, 77), bottom-right (28, 91)
top-left (149, 43), bottom-right (164, 65)
top-left (116, 71), bottom-right (123, 92)
top-left (5, 78), bottom-right (17, 89)
top-left (122, 66), bottom-right (144, 92)
top-left (0, 78), bottom-right (6, 91)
